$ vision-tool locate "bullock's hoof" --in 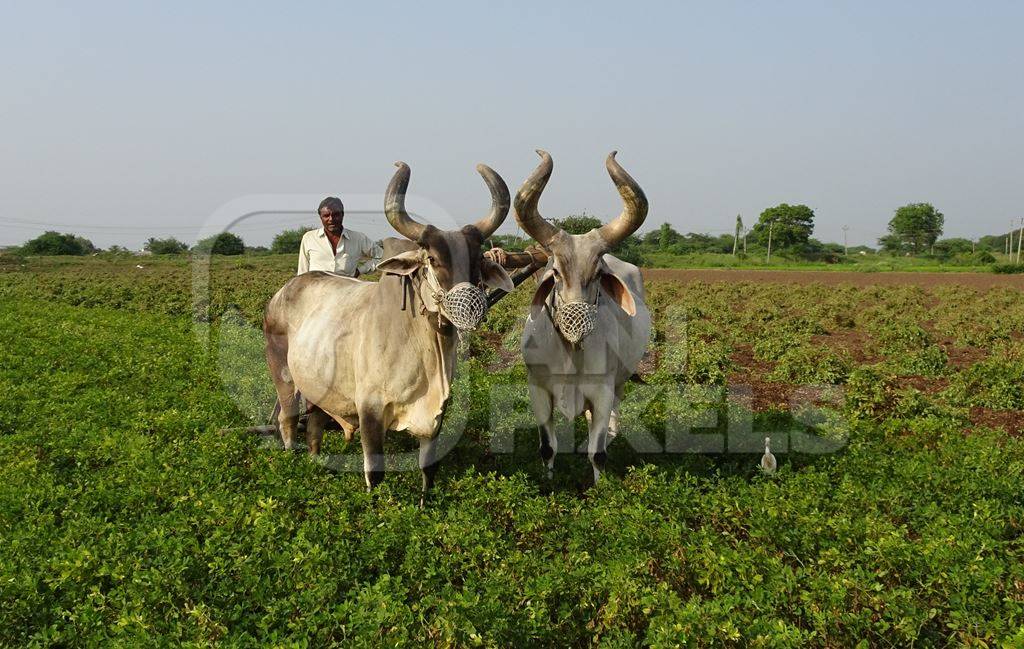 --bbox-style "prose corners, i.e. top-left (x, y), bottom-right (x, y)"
top-left (365, 471), bottom-right (385, 491)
